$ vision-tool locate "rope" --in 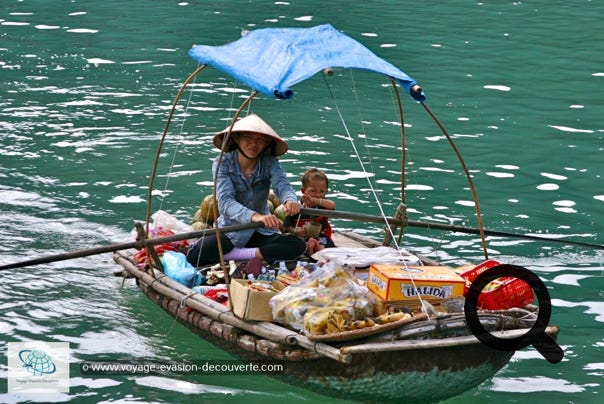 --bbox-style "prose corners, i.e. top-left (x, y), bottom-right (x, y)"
top-left (320, 74), bottom-right (392, 237)
top-left (321, 70), bottom-right (430, 316)
top-left (148, 70), bottom-right (247, 271)
top-left (179, 290), bottom-right (200, 308)
top-left (148, 273), bottom-right (167, 288)
top-left (346, 70), bottom-right (376, 183)
top-left (165, 290), bottom-right (200, 337)
top-left (145, 64), bottom-right (207, 233)
top-left (157, 68), bottom-right (199, 212)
